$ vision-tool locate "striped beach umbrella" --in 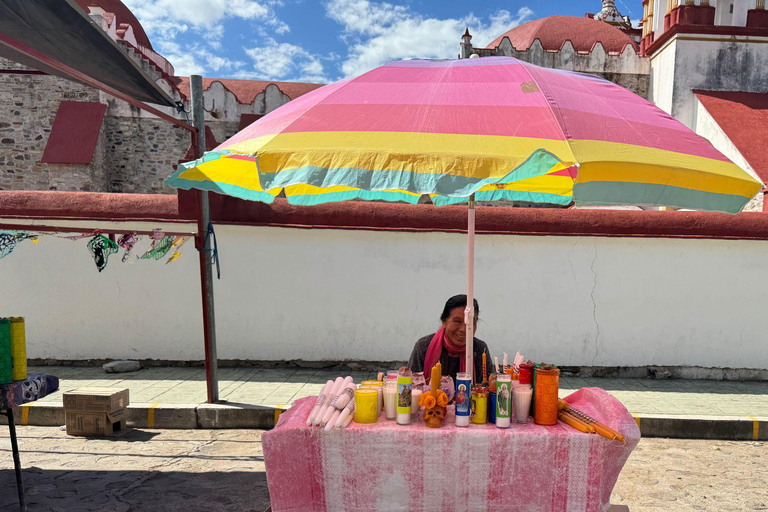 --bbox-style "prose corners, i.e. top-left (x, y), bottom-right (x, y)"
top-left (167, 57), bottom-right (762, 378)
